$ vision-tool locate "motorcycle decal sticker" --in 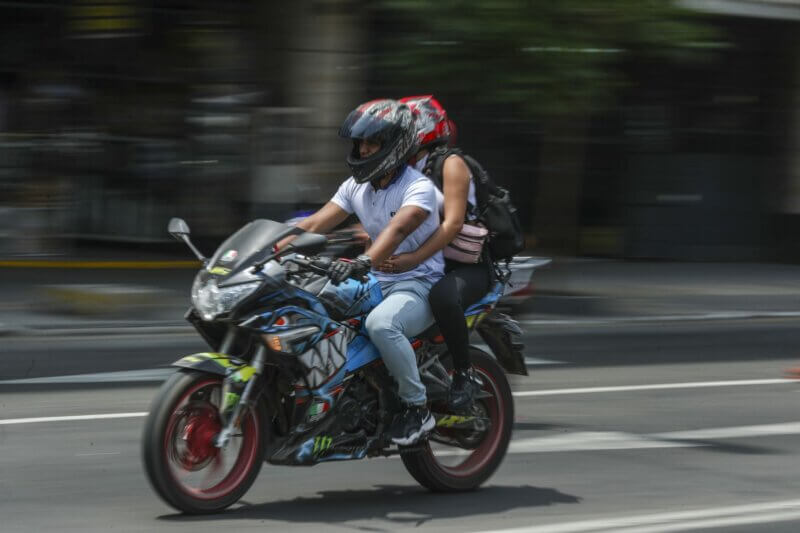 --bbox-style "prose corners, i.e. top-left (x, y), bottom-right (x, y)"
top-left (436, 415), bottom-right (477, 428)
top-left (220, 249), bottom-right (238, 263)
top-left (174, 353), bottom-right (255, 381)
top-left (313, 435), bottom-right (333, 455)
top-left (222, 392), bottom-right (240, 412)
top-left (231, 365), bottom-right (256, 383)
top-left (297, 327), bottom-right (355, 388)
top-left (208, 266), bottom-right (231, 275)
